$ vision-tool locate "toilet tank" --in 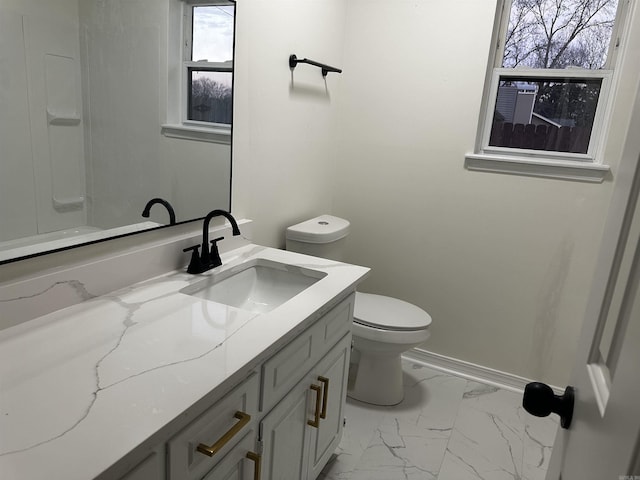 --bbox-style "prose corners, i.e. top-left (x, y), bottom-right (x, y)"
top-left (285, 215), bottom-right (350, 262)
